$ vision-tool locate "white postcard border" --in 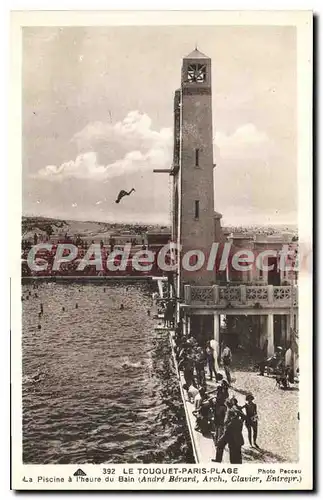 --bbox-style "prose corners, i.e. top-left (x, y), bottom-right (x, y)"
top-left (10, 10), bottom-right (313, 491)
